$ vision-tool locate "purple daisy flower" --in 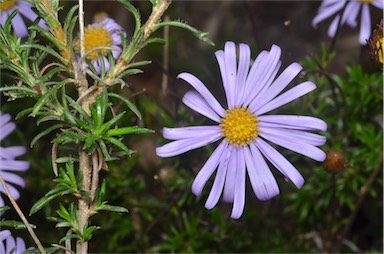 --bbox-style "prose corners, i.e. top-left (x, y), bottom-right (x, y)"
top-left (0, 111), bottom-right (29, 208)
top-left (0, 230), bottom-right (31, 254)
top-left (75, 18), bottom-right (126, 74)
top-left (156, 42), bottom-right (327, 219)
top-left (313, 0), bottom-right (383, 45)
top-left (0, 0), bottom-right (48, 38)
